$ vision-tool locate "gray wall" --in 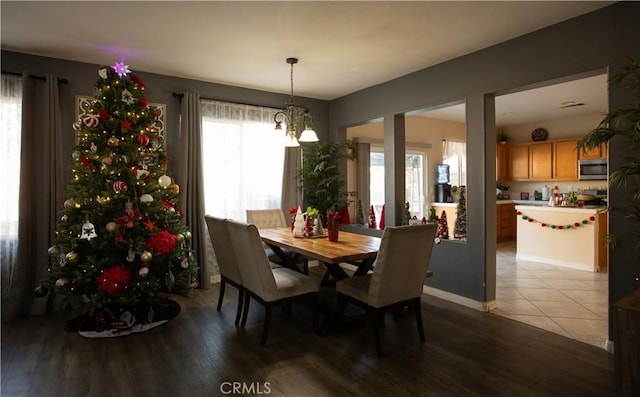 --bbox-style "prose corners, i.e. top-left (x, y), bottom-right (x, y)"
top-left (0, 51), bottom-right (330, 180)
top-left (329, 2), bottom-right (640, 338)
